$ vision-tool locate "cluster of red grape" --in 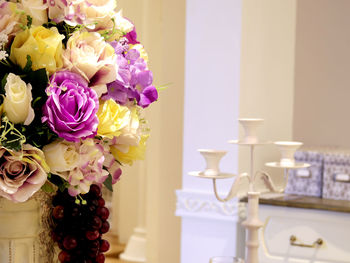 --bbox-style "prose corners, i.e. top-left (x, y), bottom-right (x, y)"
top-left (51, 185), bottom-right (111, 263)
